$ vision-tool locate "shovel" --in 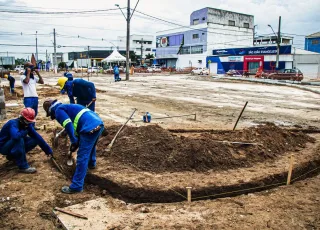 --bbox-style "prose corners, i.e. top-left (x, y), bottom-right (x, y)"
top-left (106, 108), bottom-right (137, 152)
top-left (67, 150), bottom-right (74, 166)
